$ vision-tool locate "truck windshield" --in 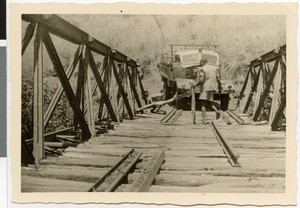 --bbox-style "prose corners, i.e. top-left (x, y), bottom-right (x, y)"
top-left (181, 53), bottom-right (200, 64)
top-left (201, 54), bottom-right (218, 65)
